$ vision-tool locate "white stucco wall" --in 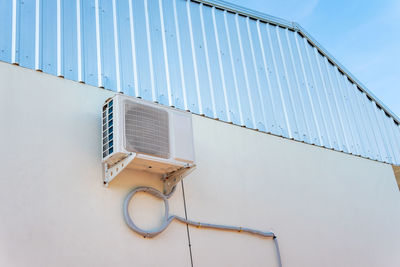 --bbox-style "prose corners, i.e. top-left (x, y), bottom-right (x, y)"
top-left (1, 61), bottom-right (400, 267)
